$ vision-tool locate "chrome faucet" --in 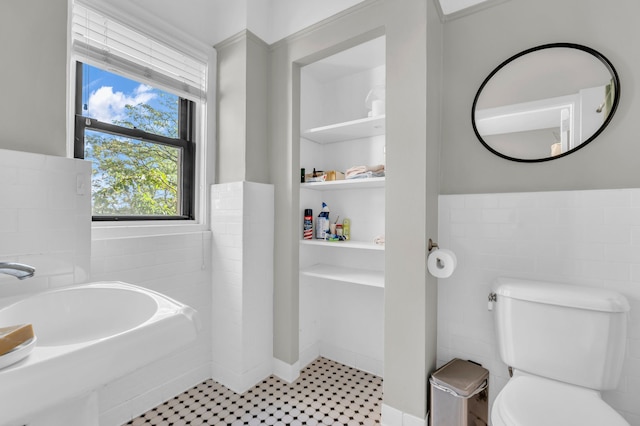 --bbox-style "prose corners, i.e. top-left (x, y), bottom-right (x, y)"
top-left (0, 262), bottom-right (36, 280)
